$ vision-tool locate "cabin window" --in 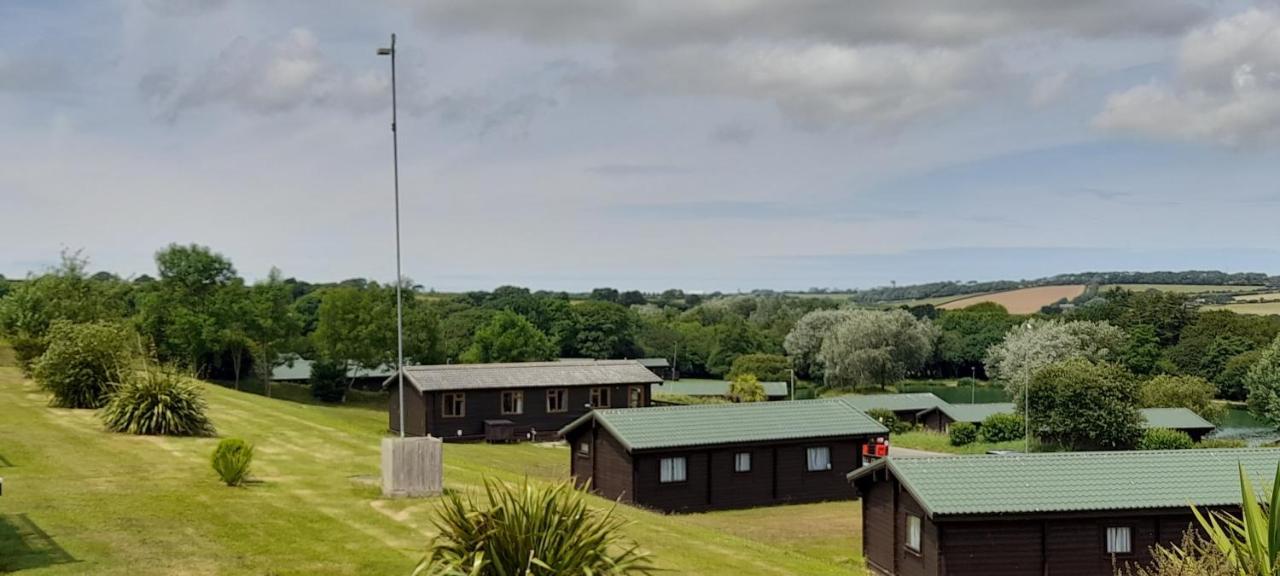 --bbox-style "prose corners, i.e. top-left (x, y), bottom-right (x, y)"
top-left (442, 392), bottom-right (465, 418)
top-left (500, 390), bottom-right (524, 415)
top-left (905, 515), bottom-right (922, 552)
top-left (629, 386), bottom-right (644, 408)
top-left (590, 387), bottom-right (611, 408)
top-left (577, 442), bottom-right (590, 457)
top-left (546, 389), bottom-right (567, 413)
top-left (806, 447), bottom-right (832, 471)
top-left (660, 457), bottom-right (686, 483)
top-left (734, 452), bottom-right (752, 473)
top-left (1106, 526), bottom-right (1132, 555)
